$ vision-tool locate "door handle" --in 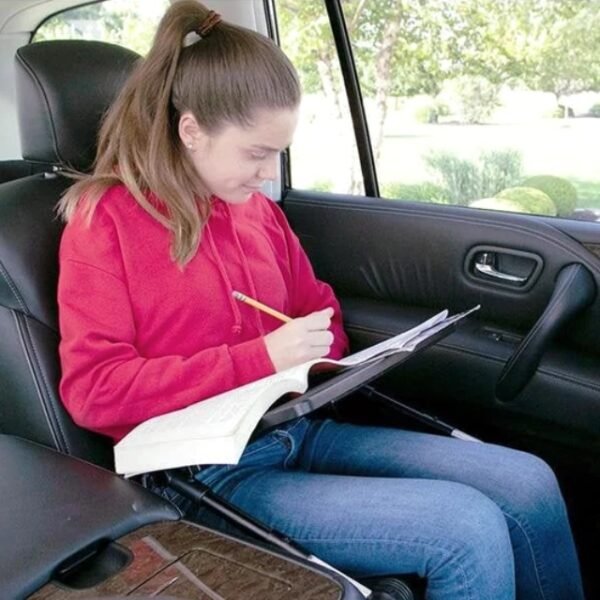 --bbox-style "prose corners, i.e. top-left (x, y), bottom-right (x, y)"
top-left (474, 252), bottom-right (528, 284)
top-left (496, 263), bottom-right (596, 402)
